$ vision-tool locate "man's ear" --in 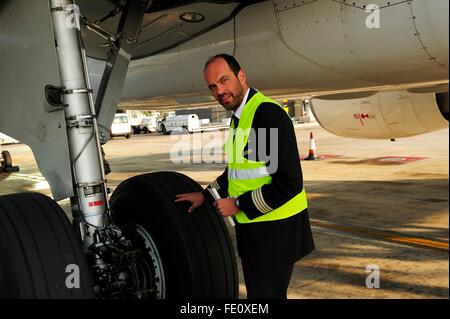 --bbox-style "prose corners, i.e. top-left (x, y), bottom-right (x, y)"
top-left (237, 69), bottom-right (247, 85)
